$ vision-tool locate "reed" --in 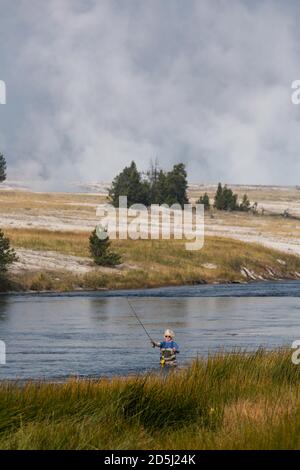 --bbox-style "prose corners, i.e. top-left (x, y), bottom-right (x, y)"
top-left (1, 348), bottom-right (300, 449)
